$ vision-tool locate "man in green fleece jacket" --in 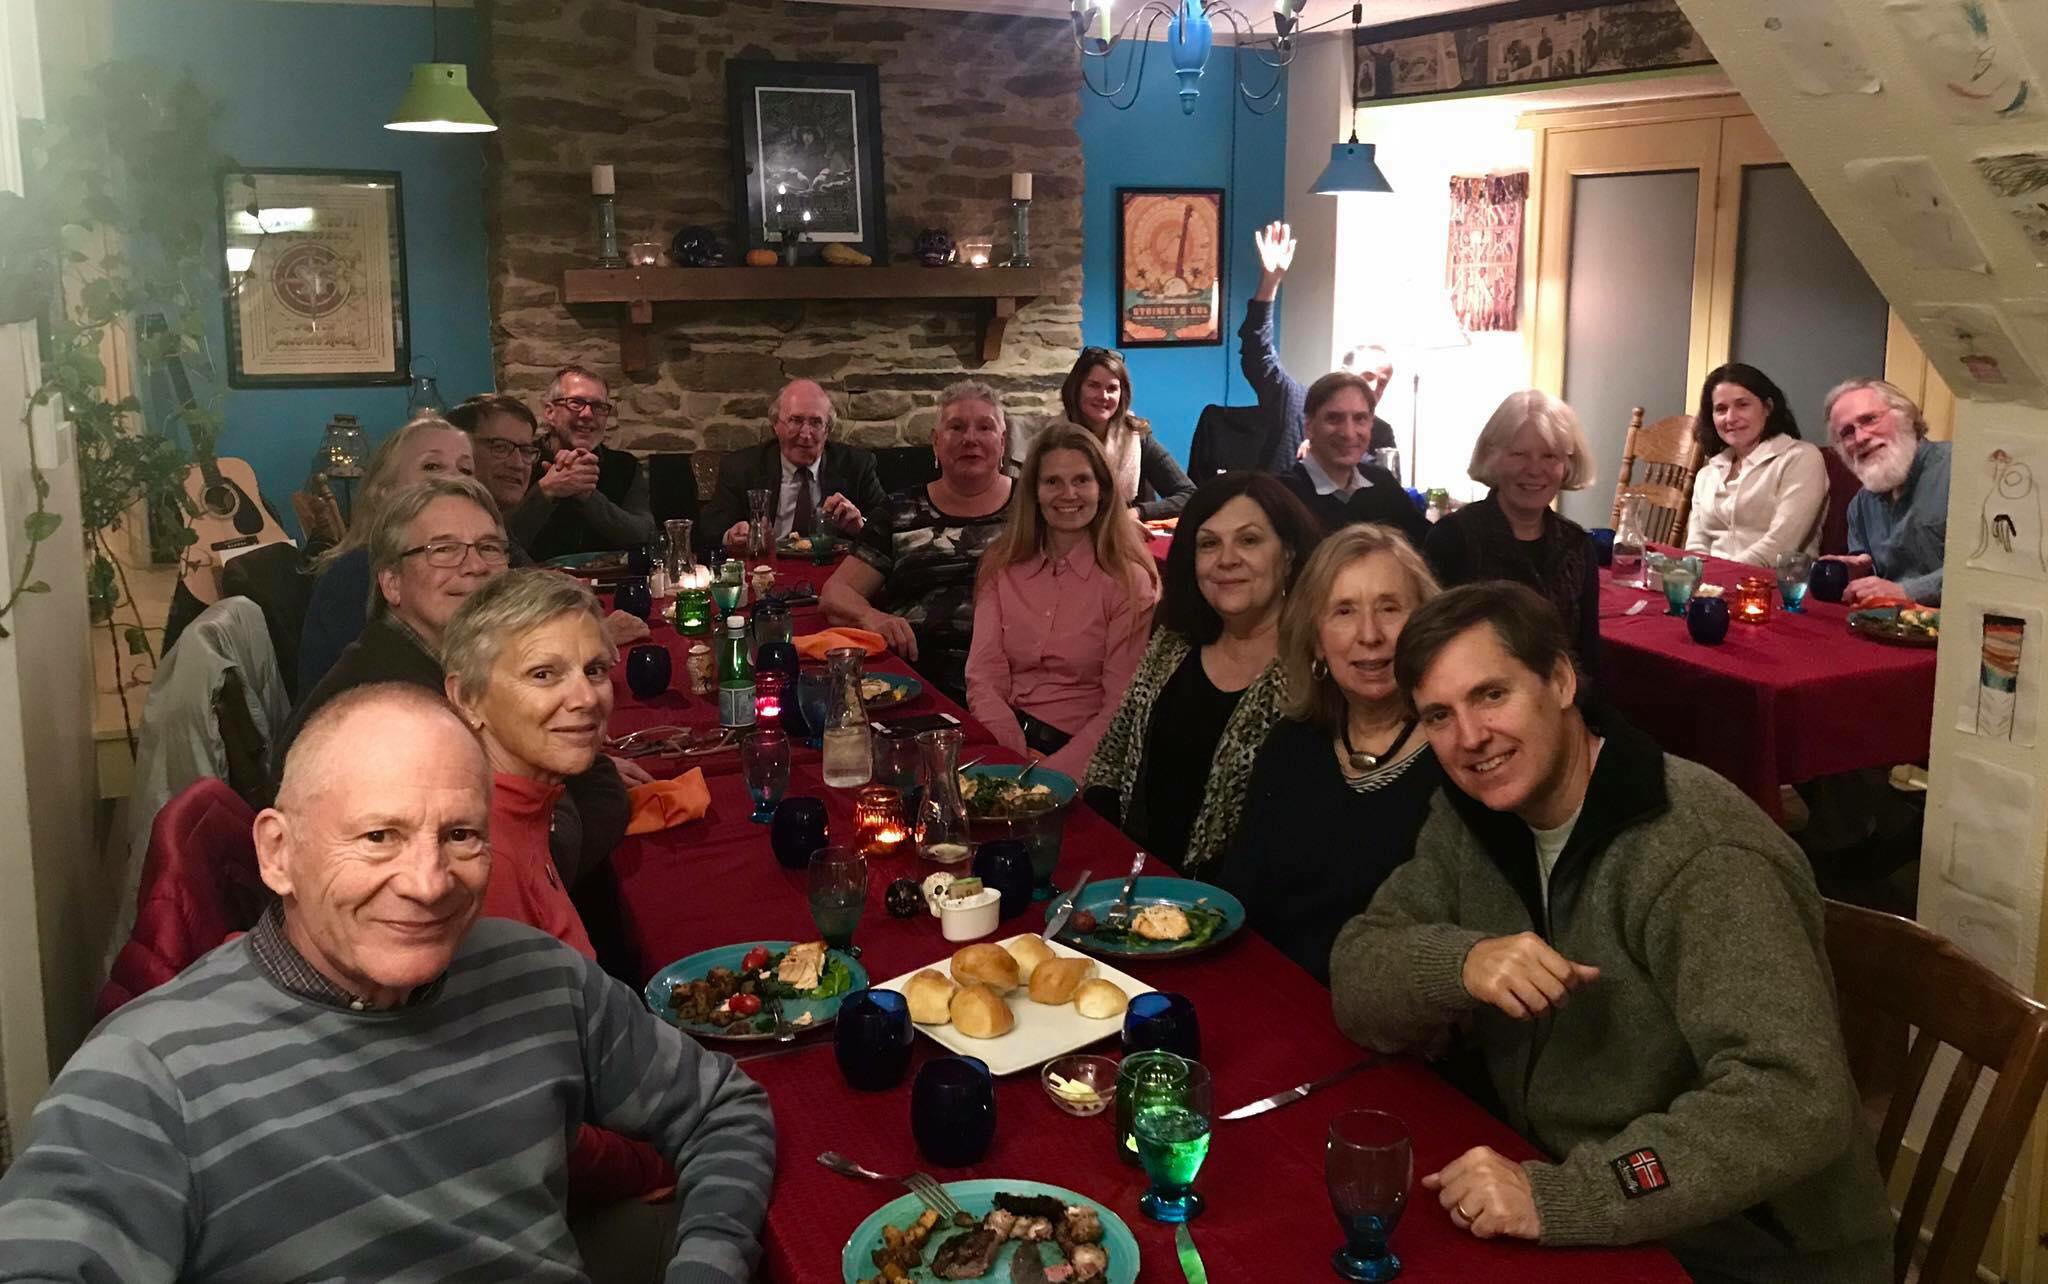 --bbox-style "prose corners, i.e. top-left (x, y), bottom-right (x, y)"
top-left (1331, 582), bottom-right (1891, 1284)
